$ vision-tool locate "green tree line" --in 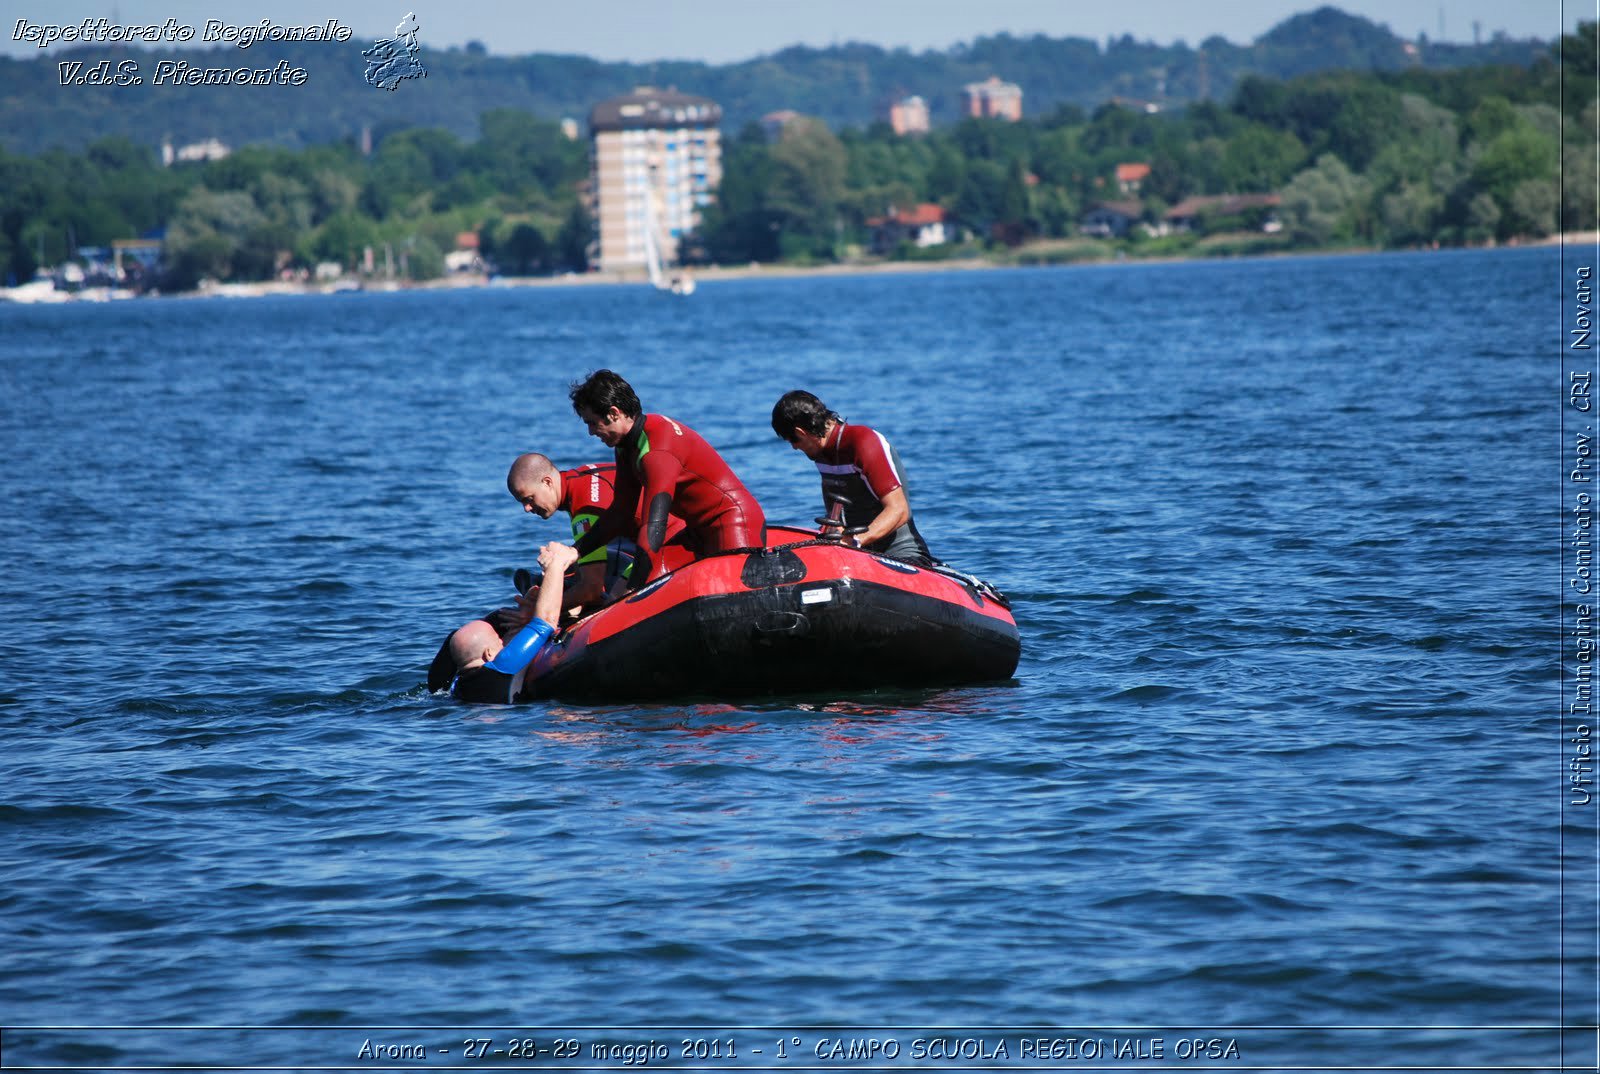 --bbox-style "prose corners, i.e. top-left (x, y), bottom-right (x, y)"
top-left (0, 24), bottom-right (1589, 289)
top-left (0, 7), bottom-right (1552, 158)
top-left (0, 109), bottom-right (593, 288)
top-left (703, 27), bottom-right (1588, 261)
